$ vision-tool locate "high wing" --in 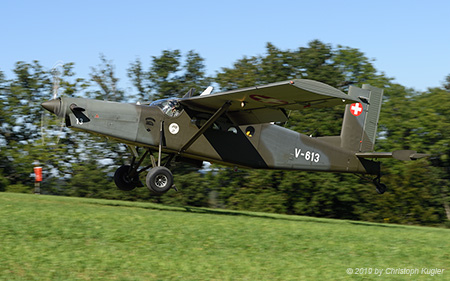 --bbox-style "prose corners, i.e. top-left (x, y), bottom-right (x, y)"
top-left (180, 79), bottom-right (359, 124)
